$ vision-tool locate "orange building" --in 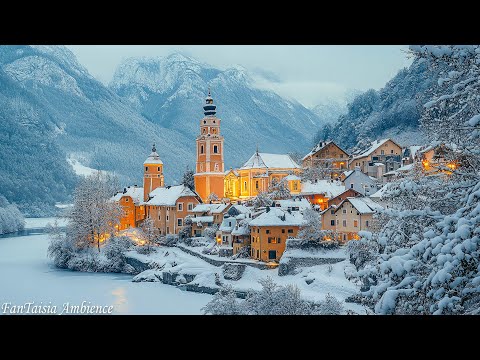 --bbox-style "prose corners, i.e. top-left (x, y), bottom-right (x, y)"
top-left (299, 179), bottom-right (345, 210)
top-left (327, 188), bottom-right (362, 207)
top-left (112, 186), bottom-right (144, 230)
top-left (194, 91), bottom-right (225, 202)
top-left (143, 144), bottom-right (164, 202)
top-left (249, 207), bottom-right (305, 262)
